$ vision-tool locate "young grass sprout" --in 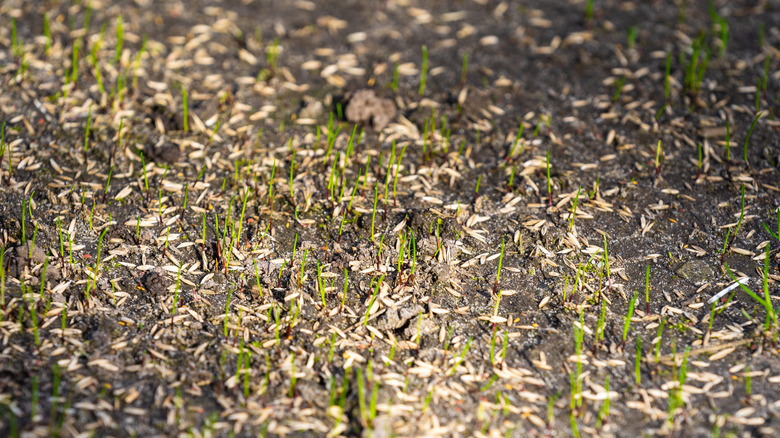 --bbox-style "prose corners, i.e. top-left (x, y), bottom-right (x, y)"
top-left (623, 291), bottom-right (639, 347)
top-left (419, 45), bottom-right (428, 96)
